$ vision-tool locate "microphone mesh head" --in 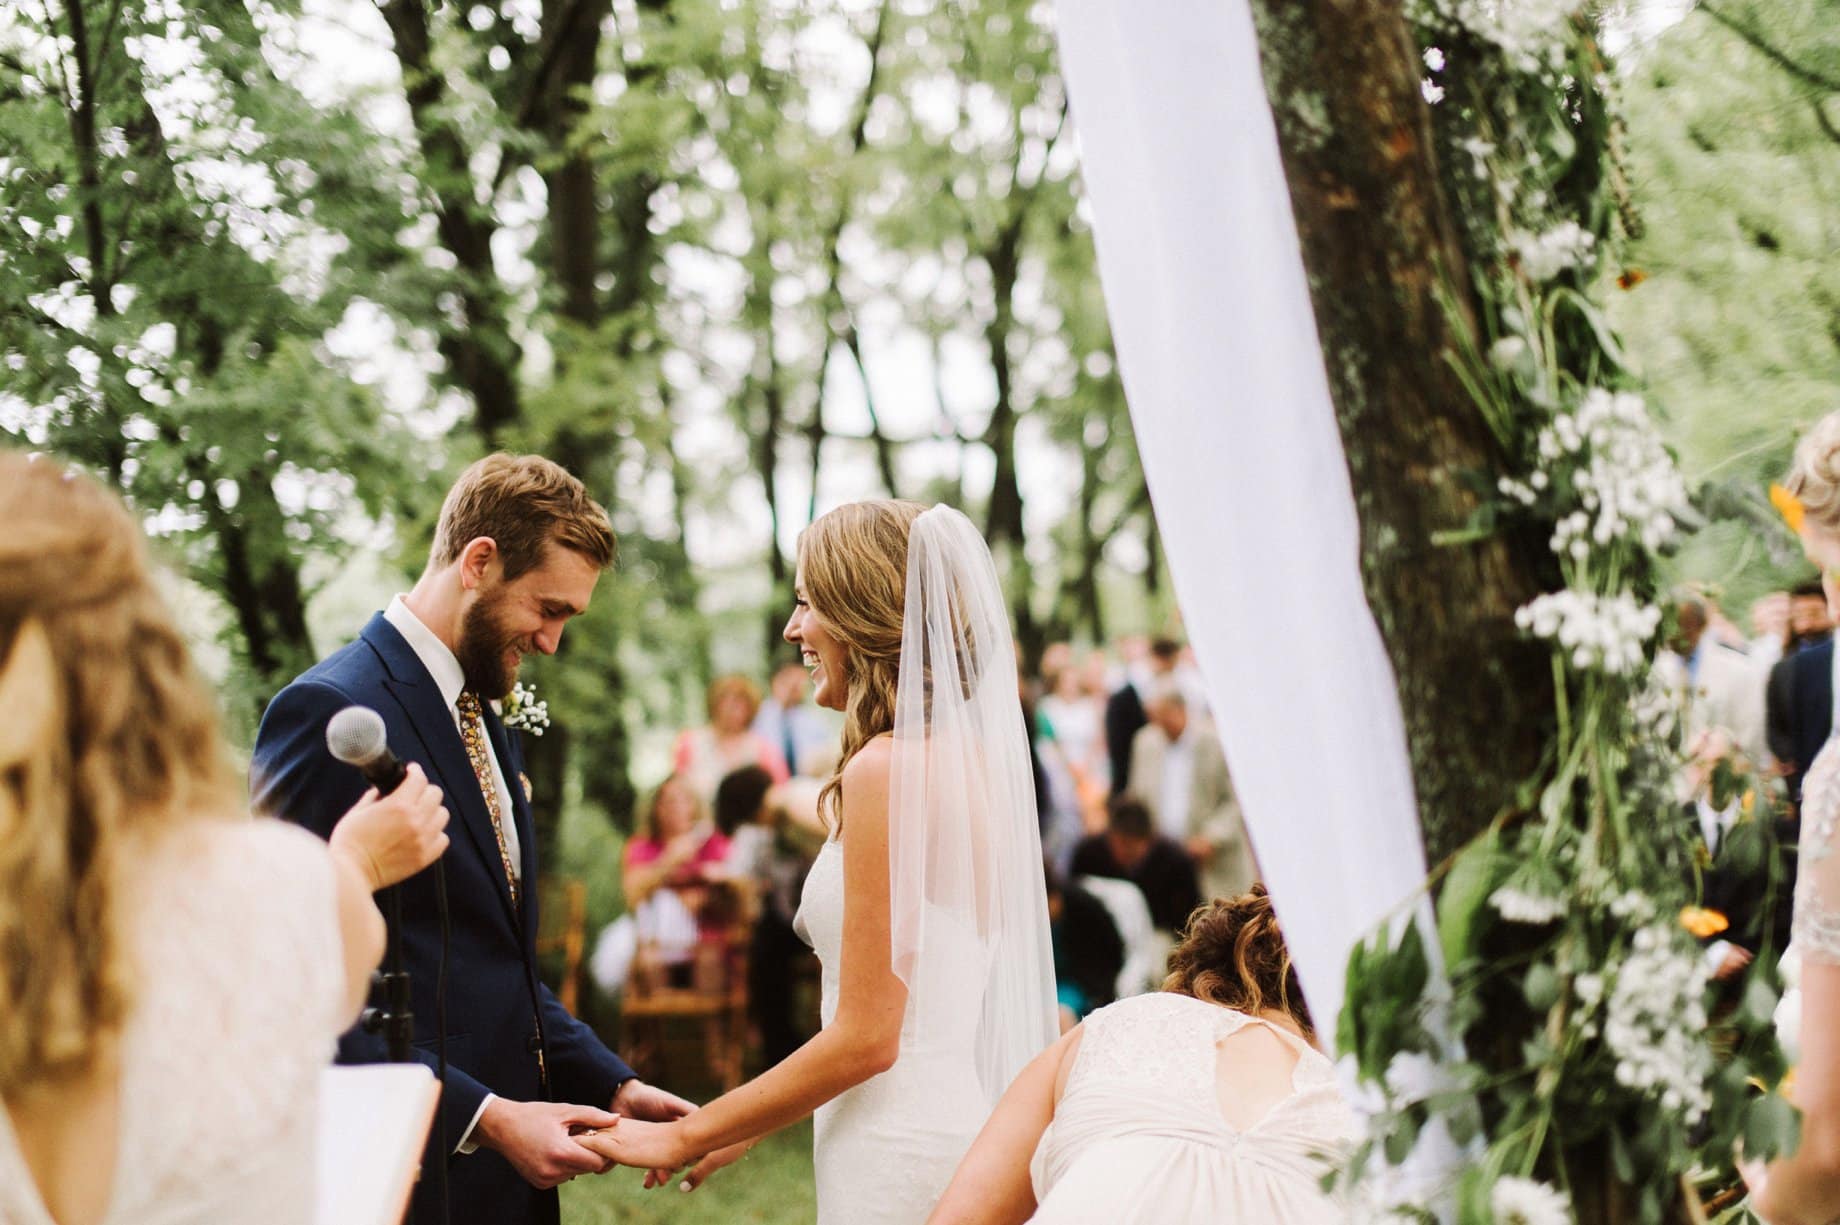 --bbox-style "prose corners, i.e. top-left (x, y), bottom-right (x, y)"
top-left (326, 705), bottom-right (389, 769)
